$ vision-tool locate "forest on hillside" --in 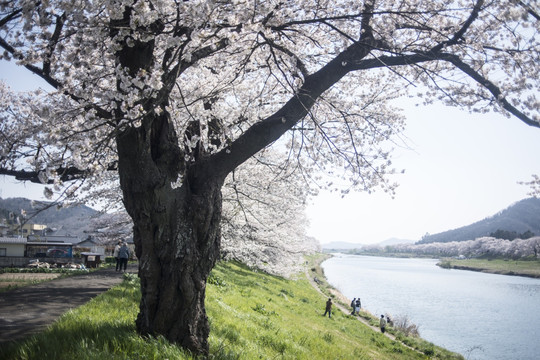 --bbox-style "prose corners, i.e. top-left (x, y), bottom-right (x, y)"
top-left (418, 198), bottom-right (540, 244)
